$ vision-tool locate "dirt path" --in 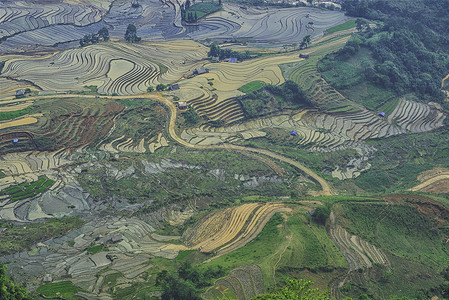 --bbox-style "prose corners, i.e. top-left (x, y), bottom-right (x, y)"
top-left (13, 92), bottom-right (334, 195)
top-left (273, 235), bottom-right (292, 286)
top-left (442, 73), bottom-right (449, 89)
